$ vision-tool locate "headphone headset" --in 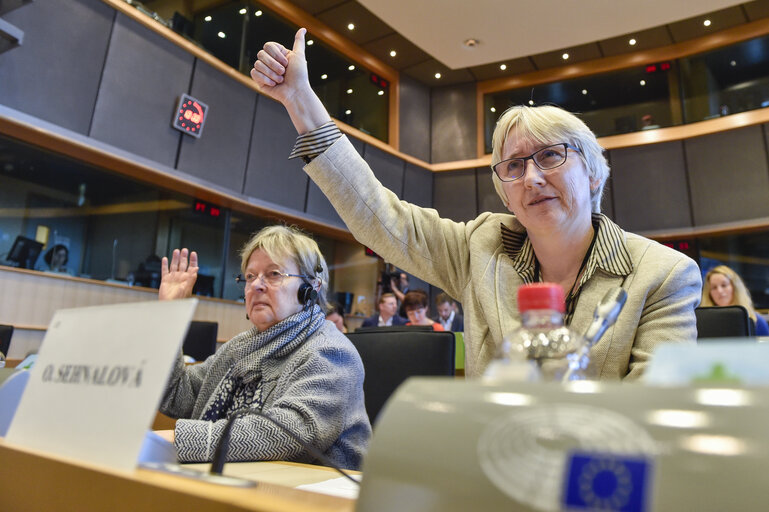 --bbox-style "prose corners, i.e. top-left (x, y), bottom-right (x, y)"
top-left (297, 262), bottom-right (324, 306)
